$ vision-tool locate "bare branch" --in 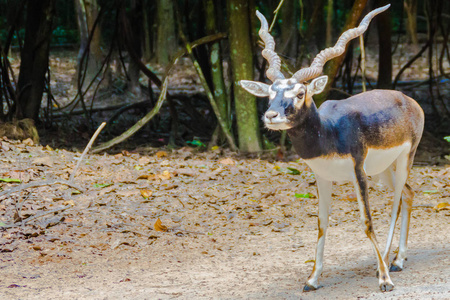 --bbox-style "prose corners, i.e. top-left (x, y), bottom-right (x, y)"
top-left (0, 179), bottom-right (84, 200)
top-left (69, 122), bottom-right (106, 181)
